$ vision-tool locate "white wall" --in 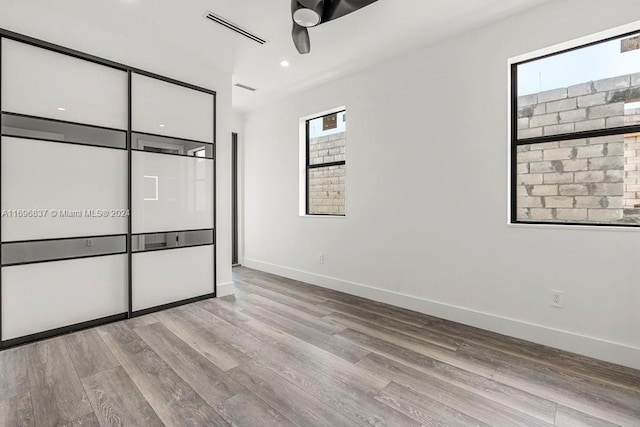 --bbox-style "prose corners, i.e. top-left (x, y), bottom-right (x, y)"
top-left (0, 4), bottom-right (233, 292)
top-left (243, 0), bottom-right (640, 369)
